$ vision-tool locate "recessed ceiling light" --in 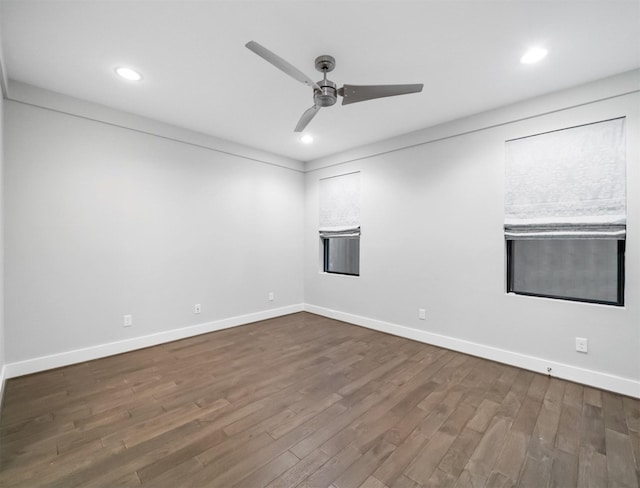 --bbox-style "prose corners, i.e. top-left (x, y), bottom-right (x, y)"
top-left (520, 47), bottom-right (548, 64)
top-left (115, 67), bottom-right (143, 81)
top-left (300, 134), bottom-right (314, 144)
